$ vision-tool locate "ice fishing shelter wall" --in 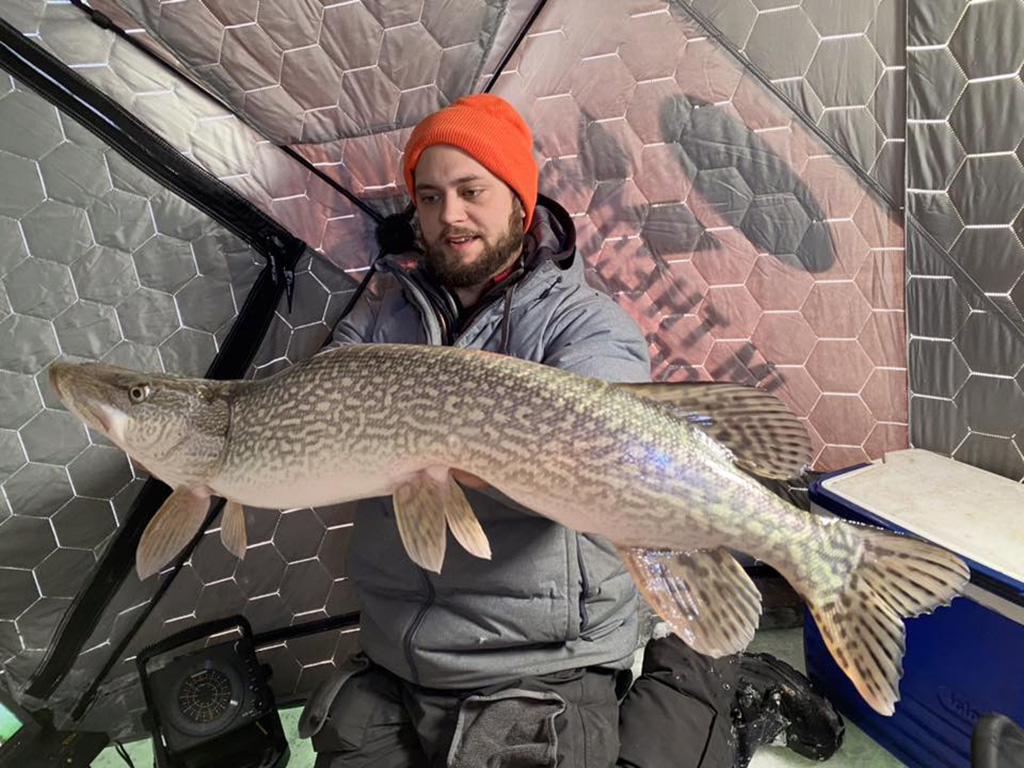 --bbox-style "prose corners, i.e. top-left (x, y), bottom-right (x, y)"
top-left (905, 0), bottom-right (1024, 481)
top-left (0, 73), bottom-right (269, 688)
top-left (0, 0), bottom-right (372, 736)
top-left (0, 0), bottom-right (918, 741)
top-left (81, 0), bottom-right (912, 475)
